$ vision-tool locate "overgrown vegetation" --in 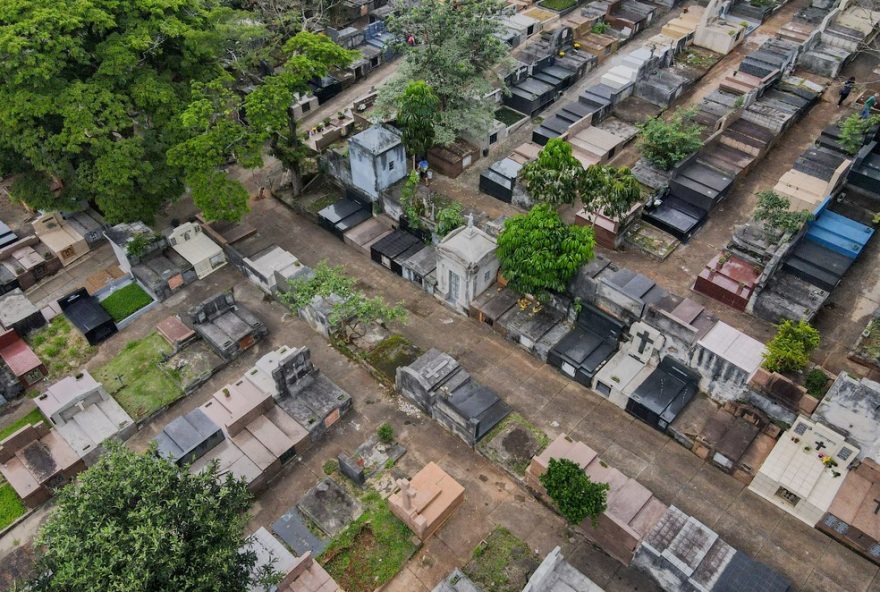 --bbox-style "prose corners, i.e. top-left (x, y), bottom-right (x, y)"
top-left (839, 113), bottom-right (880, 155)
top-left (754, 190), bottom-right (812, 236)
top-left (377, 423), bottom-right (394, 444)
top-left (762, 320), bottom-right (821, 374)
top-left (638, 108), bottom-right (703, 171)
top-left (591, 20), bottom-right (609, 34)
top-left (477, 413), bottom-right (550, 476)
top-left (464, 527), bottom-right (538, 592)
top-left (540, 458), bottom-right (609, 526)
top-left (805, 369), bottom-right (830, 398)
top-left (399, 171), bottom-right (424, 231)
top-left (396, 81), bottom-right (441, 163)
top-left (539, 0), bottom-right (577, 11)
top-left (364, 334), bottom-right (422, 383)
top-left (29, 442), bottom-right (277, 591)
top-left (92, 333), bottom-right (182, 419)
top-left (494, 107), bottom-right (525, 128)
top-left (521, 138), bottom-right (584, 206)
top-left (582, 164), bottom-right (643, 221)
top-left (27, 317), bottom-right (96, 381)
top-left (435, 202), bottom-right (465, 237)
top-left (125, 233), bottom-right (160, 258)
top-left (100, 283), bottom-right (153, 322)
top-left (0, 483), bottom-right (26, 531)
top-left (496, 204), bottom-right (595, 299)
top-left (0, 408), bottom-right (46, 442)
top-left (282, 262), bottom-right (407, 341)
top-left (319, 490), bottom-right (417, 592)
